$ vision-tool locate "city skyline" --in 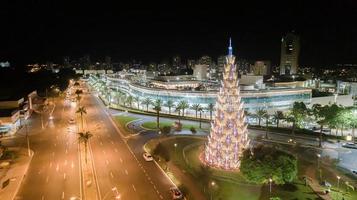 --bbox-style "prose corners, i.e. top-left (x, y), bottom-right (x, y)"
top-left (2, 1), bottom-right (357, 68)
